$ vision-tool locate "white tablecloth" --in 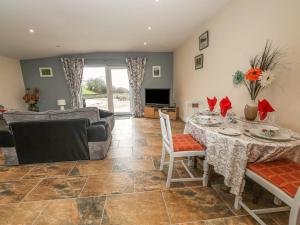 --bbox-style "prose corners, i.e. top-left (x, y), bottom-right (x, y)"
top-left (184, 116), bottom-right (300, 195)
